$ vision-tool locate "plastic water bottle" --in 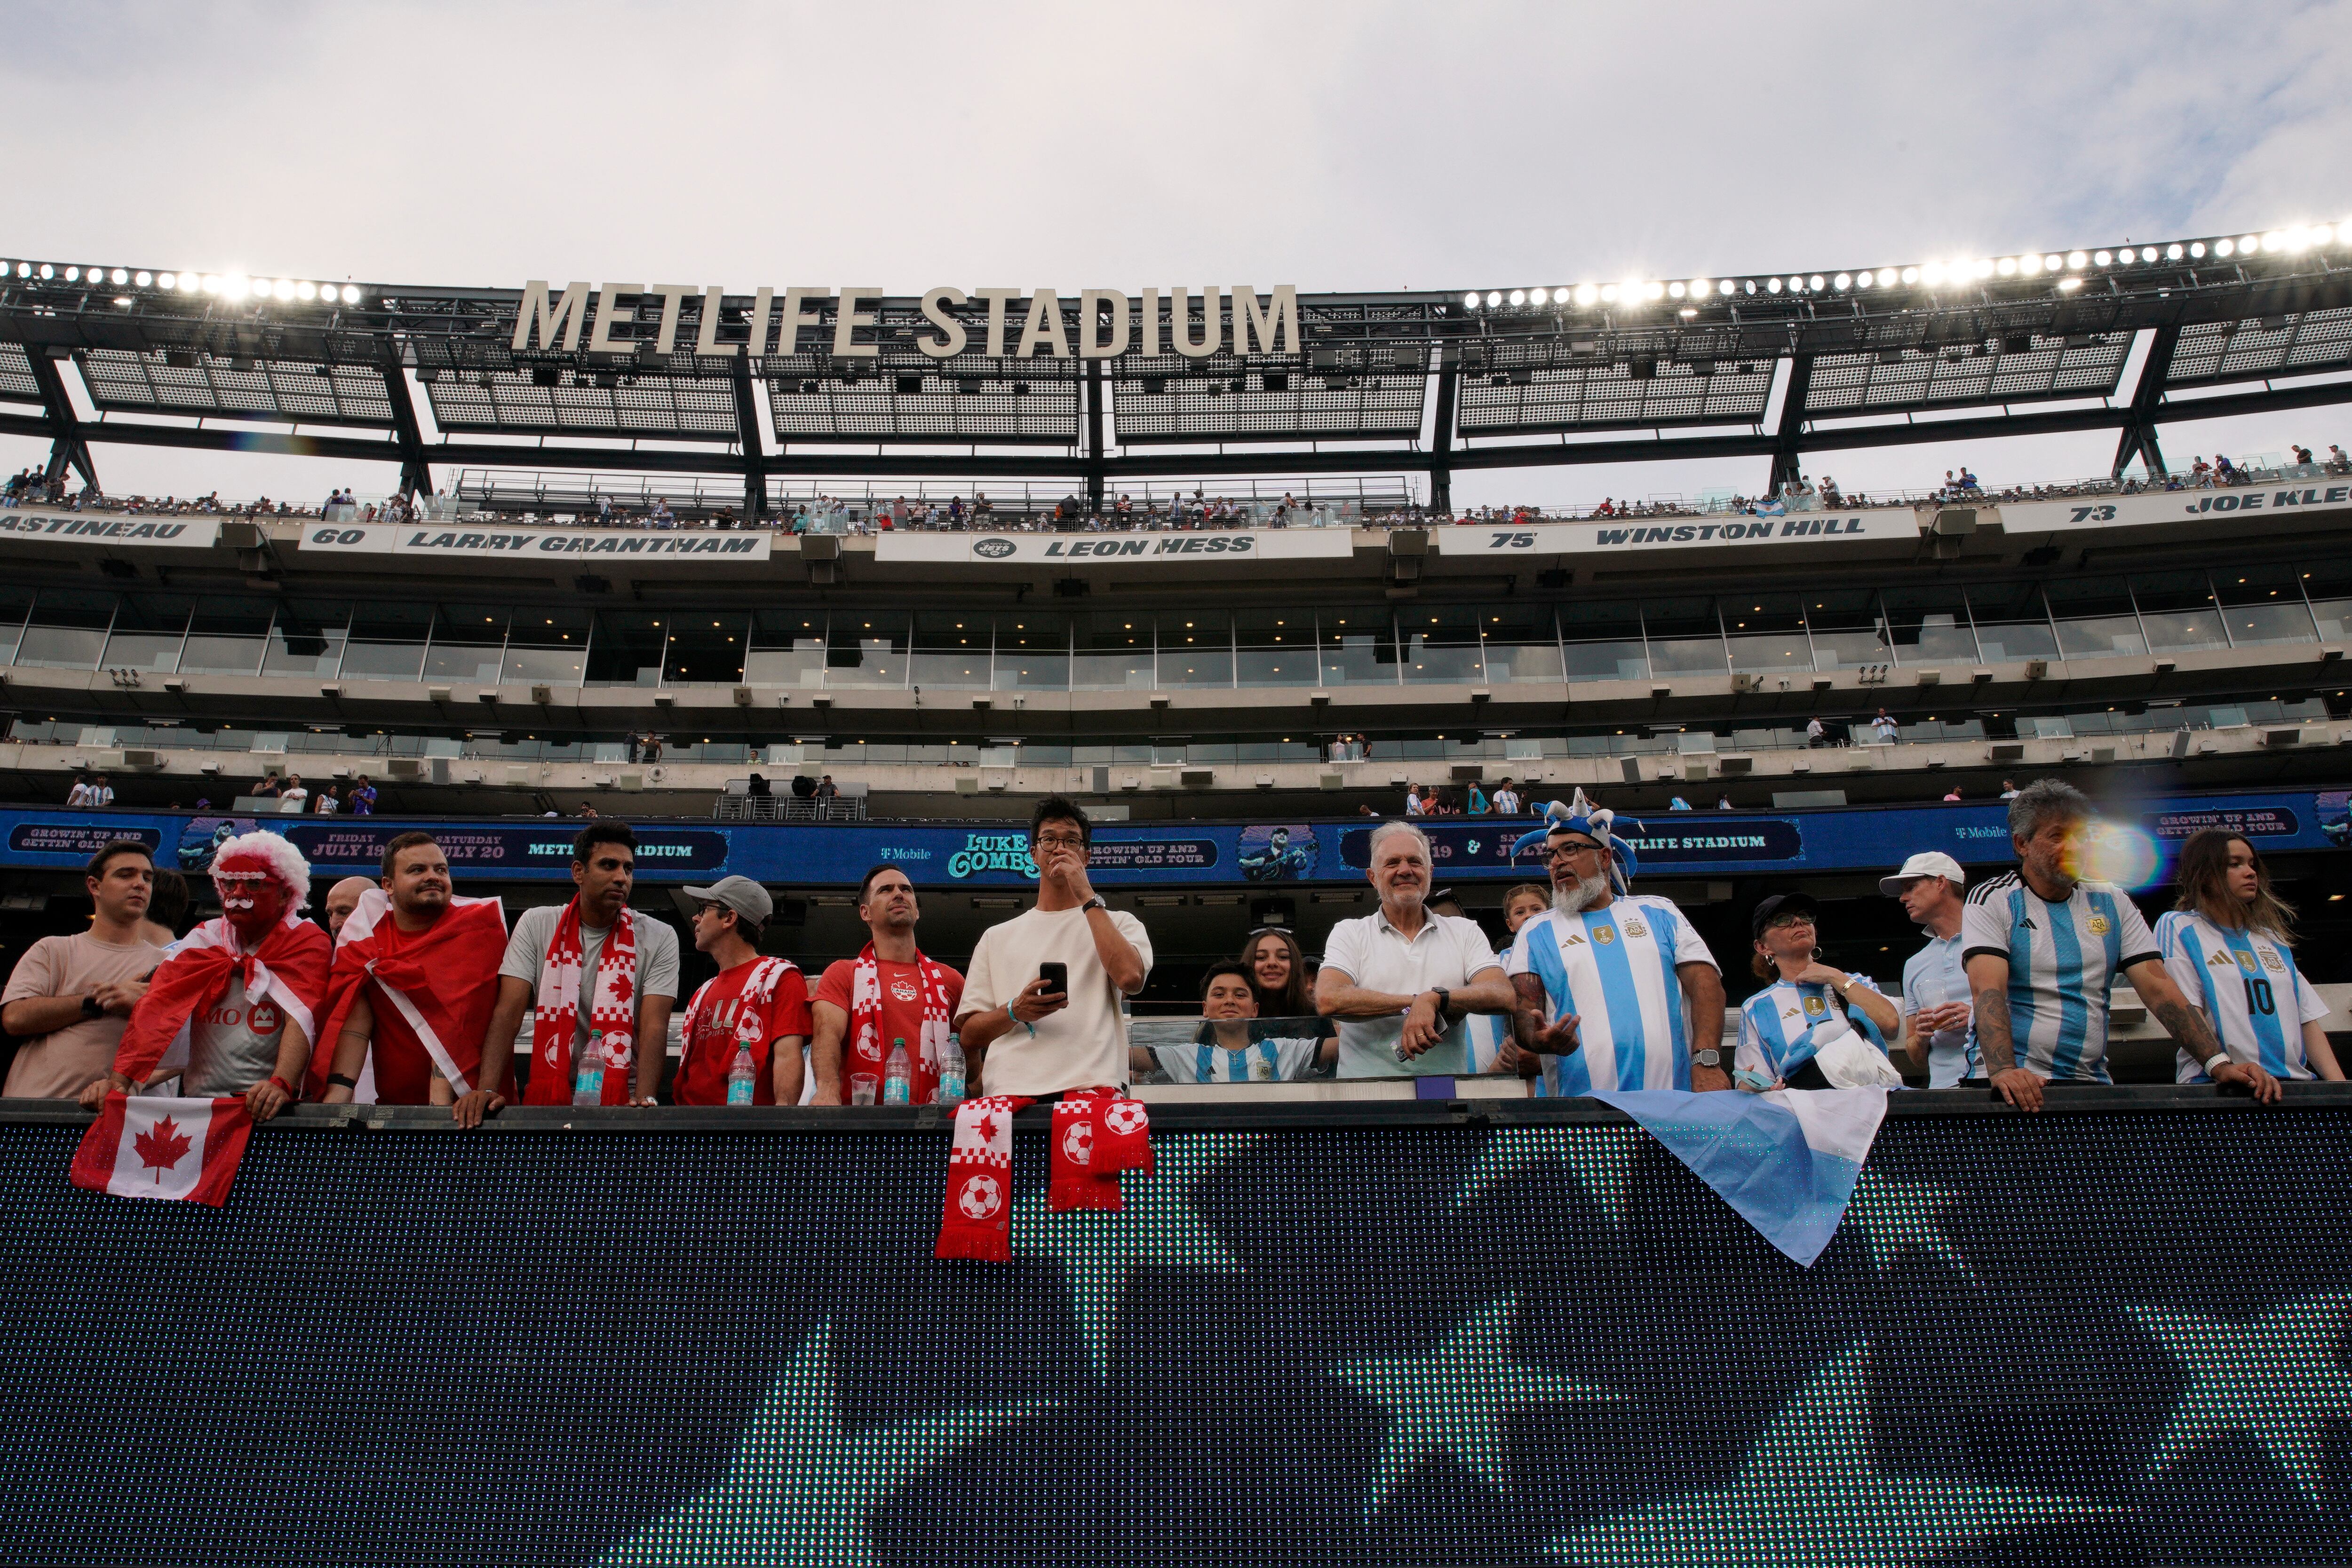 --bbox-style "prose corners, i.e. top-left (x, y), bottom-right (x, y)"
top-left (882, 1037), bottom-right (912, 1105)
top-left (572, 1030), bottom-right (606, 1106)
top-left (726, 1042), bottom-right (757, 1105)
top-left (936, 1037), bottom-right (967, 1107)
